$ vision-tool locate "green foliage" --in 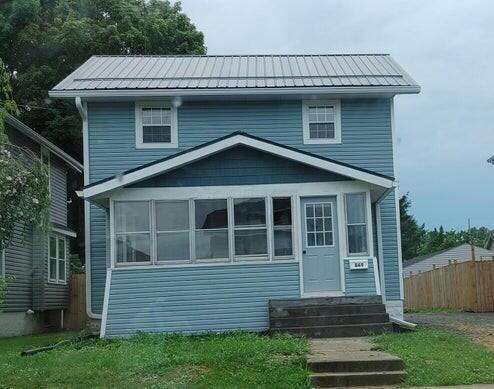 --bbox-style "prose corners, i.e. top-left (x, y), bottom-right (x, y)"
top-left (374, 329), bottom-right (494, 386)
top-left (0, 0), bottom-right (205, 160)
top-left (0, 275), bottom-right (15, 306)
top-left (400, 193), bottom-right (493, 260)
top-left (0, 332), bottom-right (309, 388)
